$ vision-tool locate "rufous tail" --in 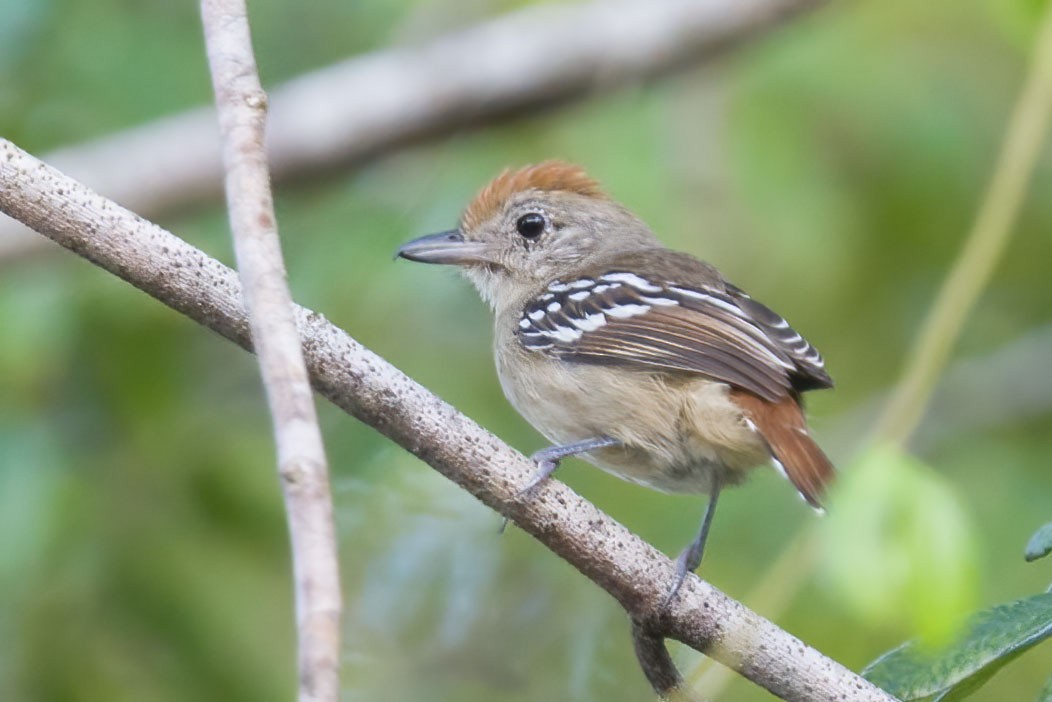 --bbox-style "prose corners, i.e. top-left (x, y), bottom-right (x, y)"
top-left (730, 390), bottom-right (835, 509)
